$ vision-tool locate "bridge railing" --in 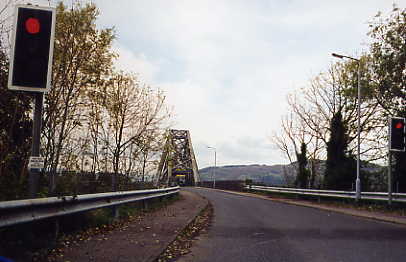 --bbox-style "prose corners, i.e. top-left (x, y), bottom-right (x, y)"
top-left (0, 186), bottom-right (180, 228)
top-left (245, 185), bottom-right (406, 203)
